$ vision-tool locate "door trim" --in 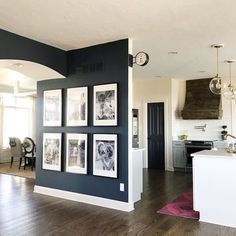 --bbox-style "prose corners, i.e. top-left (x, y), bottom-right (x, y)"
top-left (143, 99), bottom-right (170, 171)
